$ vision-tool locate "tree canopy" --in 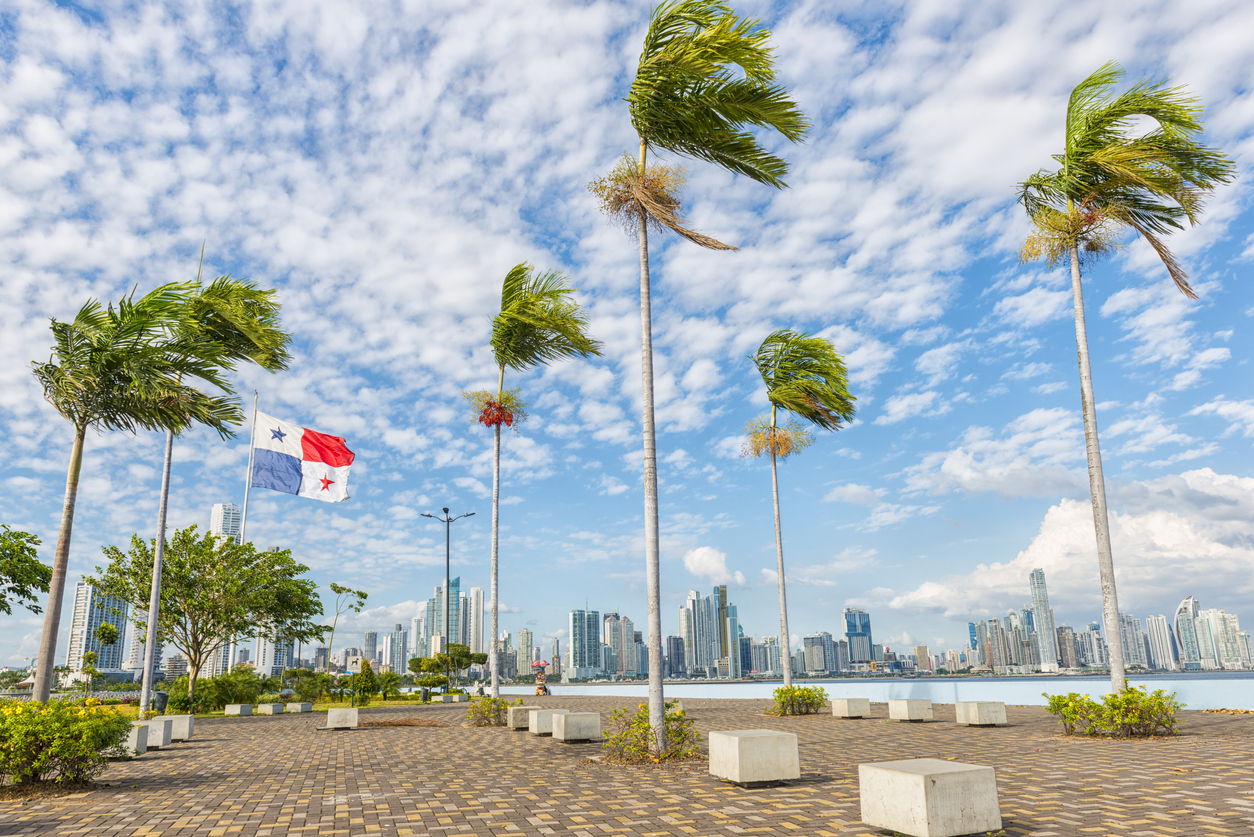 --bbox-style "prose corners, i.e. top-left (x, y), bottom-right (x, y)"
top-left (0, 525), bottom-right (51, 616)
